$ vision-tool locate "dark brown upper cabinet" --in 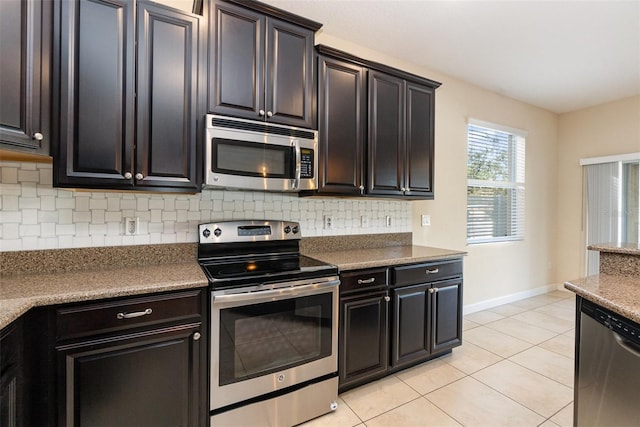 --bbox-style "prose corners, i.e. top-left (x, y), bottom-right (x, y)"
top-left (369, 74), bottom-right (436, 198)
top-left (317, 54), bottom-right (367, 195)
top-left (315, 45), bottom-right (440, 200)
top-left (208, 0), bottom-right (320, 128)
top-left (368, 70), bottom-right (405, 197)
top-left (405, 82), bottom-right (435, 198)
top-left (53, 0), bottom-right (203, 192)
top-left (0, 0), bottom-right (51, 156)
